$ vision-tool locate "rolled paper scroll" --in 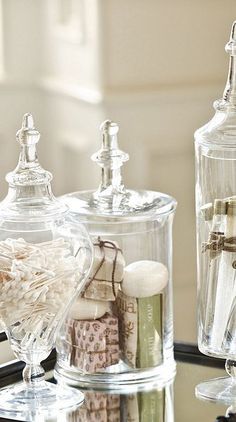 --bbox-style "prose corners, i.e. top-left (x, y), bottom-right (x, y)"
top-left (225, 297), bottom-right (236, 354)
top-left (201, 199), bottom-right (226, 336)
top-left (83, 238), bottom-right (125, 301)
top-left (201, 202), bottom-right (213, 224)
top-left (117, 260), bottom-right (168, 369)
top-left (65, 312), bottom-right (119, 373)
top-left (211, 200), bottom-right (236, 350)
